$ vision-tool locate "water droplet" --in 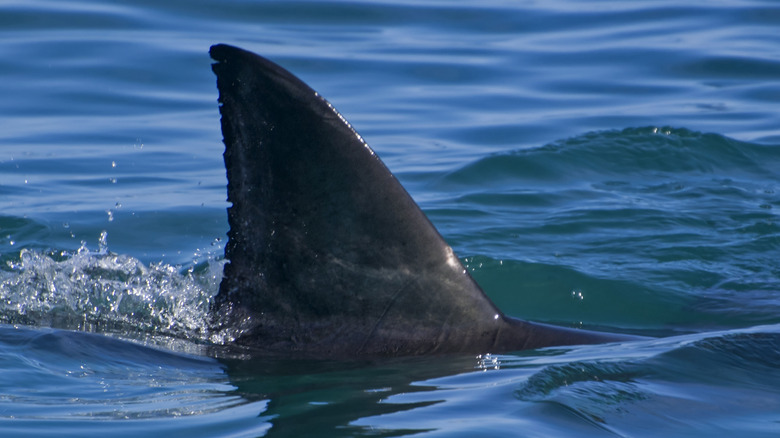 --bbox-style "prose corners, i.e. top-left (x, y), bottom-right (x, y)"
top-left (98, 231), bottom-right (108, 252)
